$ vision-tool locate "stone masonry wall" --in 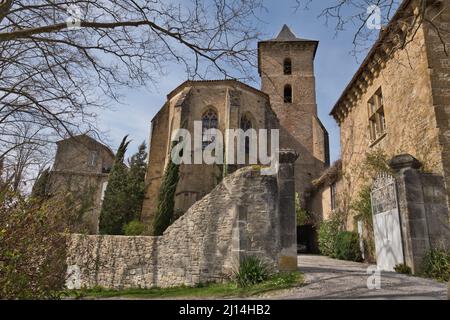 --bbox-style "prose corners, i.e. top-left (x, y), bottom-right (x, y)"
top-left (338, 21), bottom-right (442, 228)
top-left (334, 0), bottom-right (450, 231)
top-left (423, 0), bottom-right (450, 223)
top-left (66, 166), bottom-right (283, 289)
